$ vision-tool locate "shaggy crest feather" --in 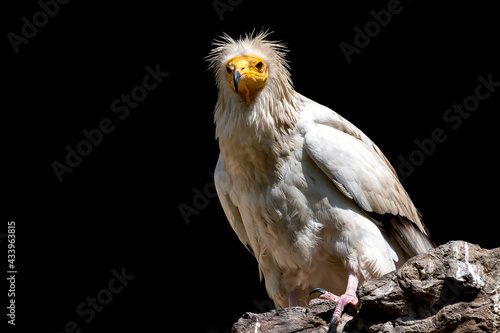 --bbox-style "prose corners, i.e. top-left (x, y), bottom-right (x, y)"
top-left (207, 30), bottom-right (302, 141)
